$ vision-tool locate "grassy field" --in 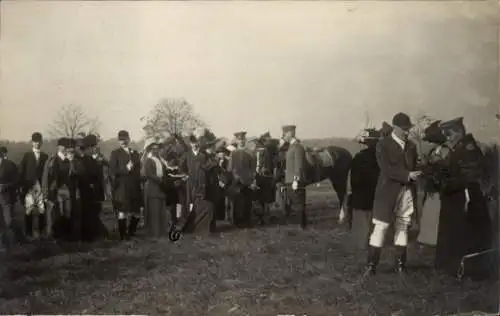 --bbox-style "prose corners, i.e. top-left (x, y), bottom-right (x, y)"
top-left (0, 183), bottom-right (497, 316)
